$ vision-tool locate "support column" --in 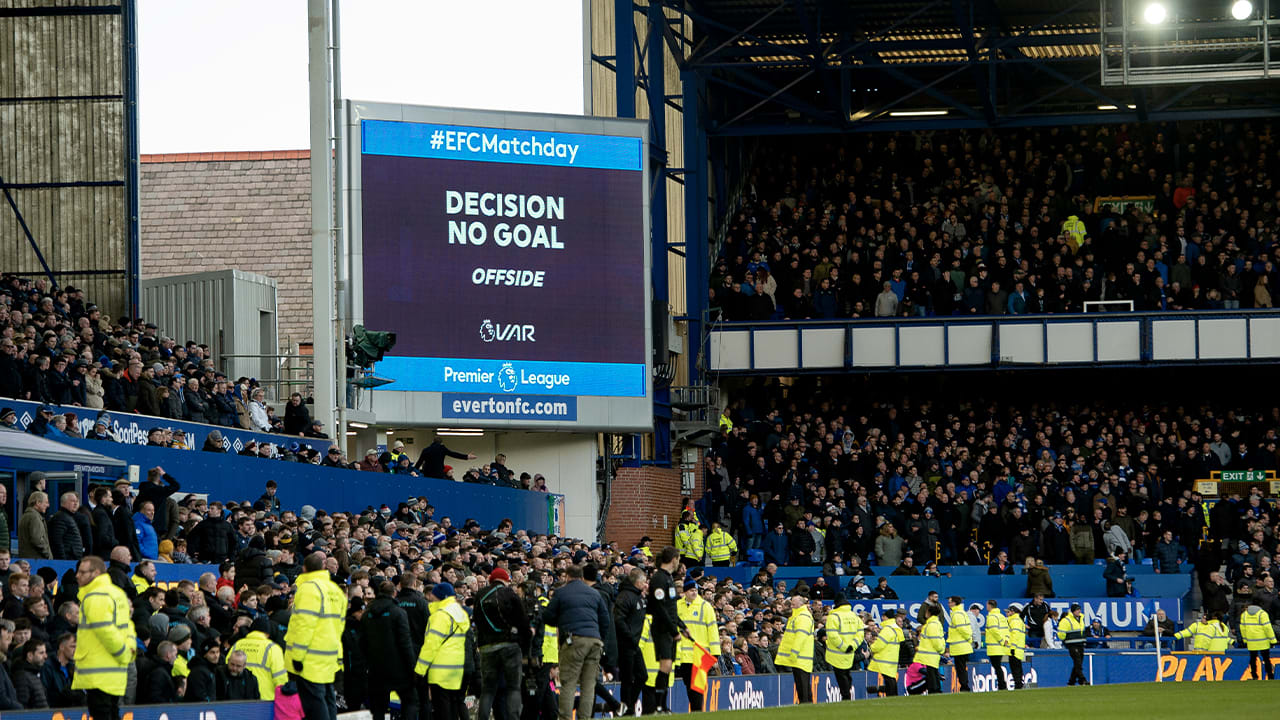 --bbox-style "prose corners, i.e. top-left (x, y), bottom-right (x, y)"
top-left (308, 0), bottom-right (337, 433)
top-left (647, 0), bottom-right (670, 466)
top-left (615, 0), bottom-right (636, 118)
top-left (682, 69), bottom-right (708, 386)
